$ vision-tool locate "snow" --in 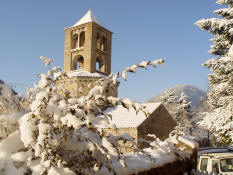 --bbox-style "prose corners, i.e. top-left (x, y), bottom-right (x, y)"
top-left (0, 131), bottom-right (24, 153)
top-left (19, 112), bottom-right (37, 147)
top-left (60, 113), bottom-right (82, 129)
top-left (67, 69), bottom-right (105, 78)
top-left (97, 103), bottom-right (161, 128)
top-left (111, 147), bottom-right (178, 175)
top-left (73, 9), bottom-right (101, 27)
top-left (198, 148), bottom-right (229, 155)
top-left (178, 136), bottom-right (199, 149)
